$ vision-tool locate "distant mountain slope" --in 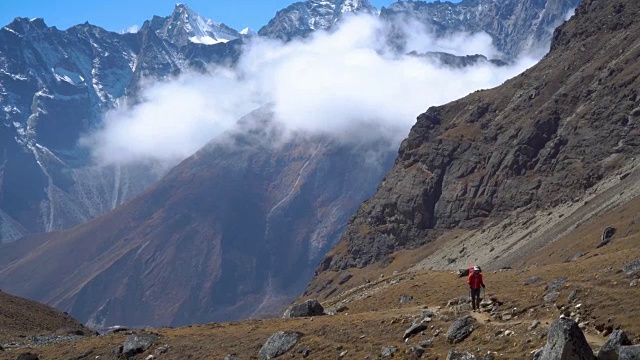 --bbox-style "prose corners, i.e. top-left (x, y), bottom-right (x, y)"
top-left (381, 0), bottom-right (581, 60)
top-left (307, 0), bottom-right (640, 292)
top-left (0, 108), bottom-right (396, 327)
